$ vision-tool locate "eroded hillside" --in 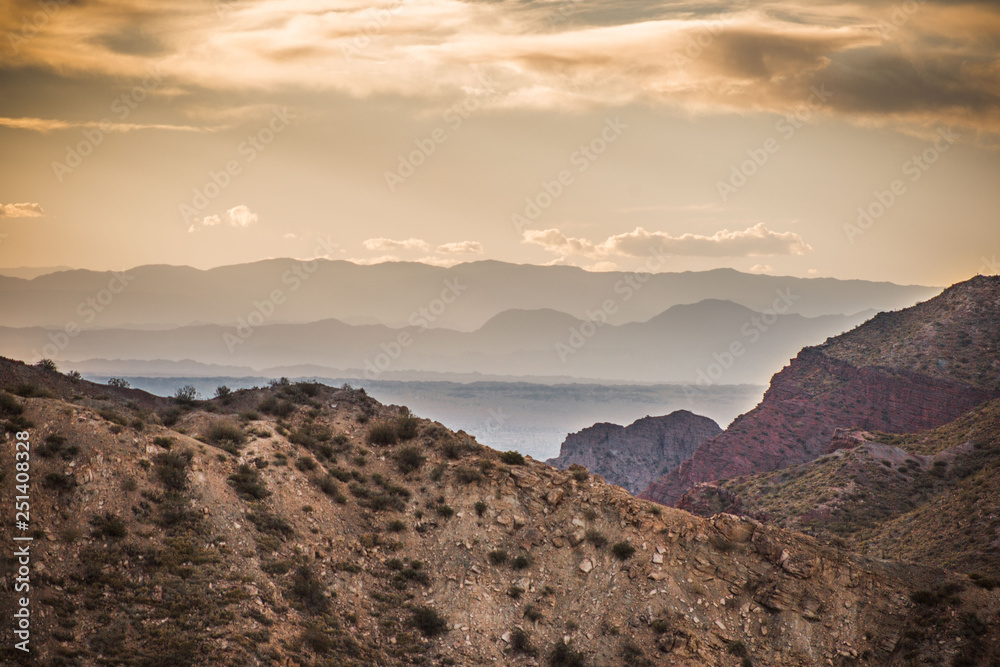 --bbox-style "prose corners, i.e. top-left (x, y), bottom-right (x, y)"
top-left (0, 358), bottom-right (998, 666)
